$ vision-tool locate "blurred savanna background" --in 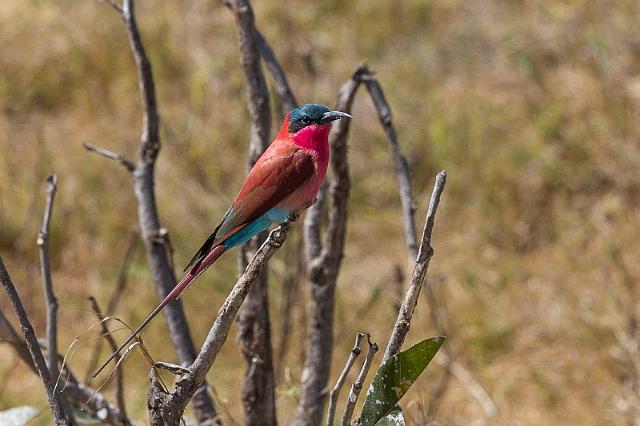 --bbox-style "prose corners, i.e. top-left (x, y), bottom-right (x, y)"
top-left (1, 0), bottom-right (640, 424)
